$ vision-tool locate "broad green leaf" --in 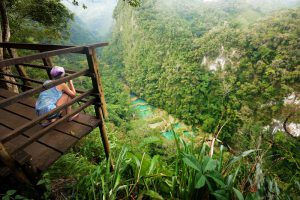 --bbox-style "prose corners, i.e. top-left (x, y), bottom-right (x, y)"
top-left (206, 174), bottom-right (225, 187)
top-left (212, 190), bottom-right (229, 200)
top-left (228, 149), bottom-right (259, 165)
top-left (6, 190), bottom-right (16, 196)
top-left (148, 155), bottom-right (159, 175)
top-left (241, 149), bottom-right (260, 157)
top-left (233, 187), bottom-right (244, 200)
top-left (195, 175), bottom-right (206, 189)
top-left (37, 179), bottom-right (46, 185)
top-left (182, 154), bottom-right (201, 171)
top-left (204, 158), bottom-right (217, 172)
top-left (144, 190), bottom-right (164, 200)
